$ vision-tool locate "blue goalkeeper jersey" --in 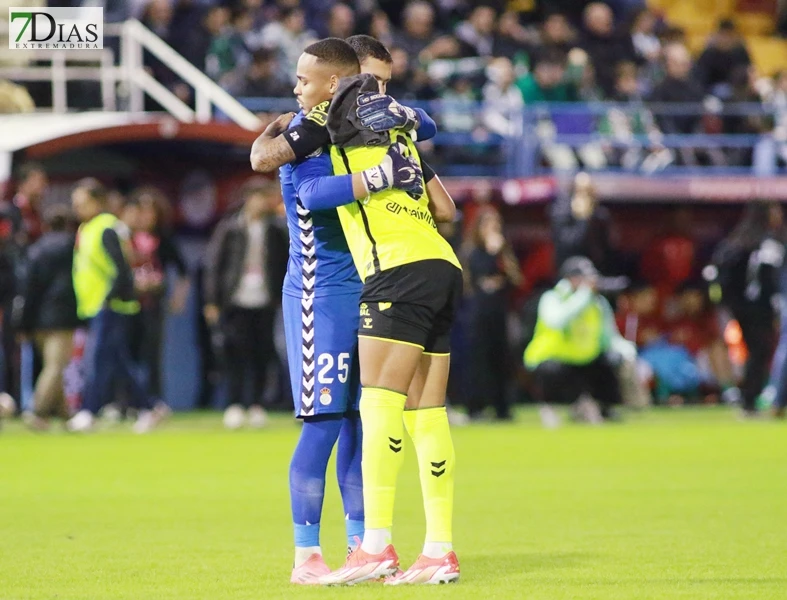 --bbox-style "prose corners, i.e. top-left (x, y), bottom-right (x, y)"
top-left (280, 111), bottom-right (362, 299)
